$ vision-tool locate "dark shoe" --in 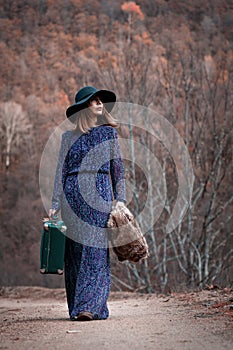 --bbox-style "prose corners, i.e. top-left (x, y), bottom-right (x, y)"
top-left (72, 311), bottom-right (93, 321)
